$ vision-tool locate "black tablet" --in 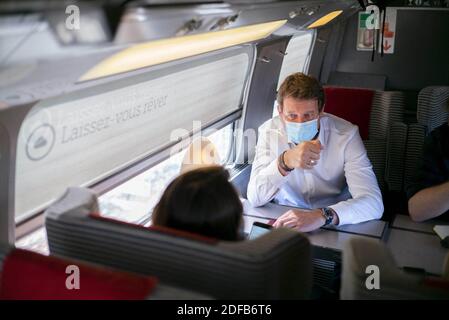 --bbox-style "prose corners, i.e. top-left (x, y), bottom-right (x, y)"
top-left (248, 221), bottom-right (273, 240)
